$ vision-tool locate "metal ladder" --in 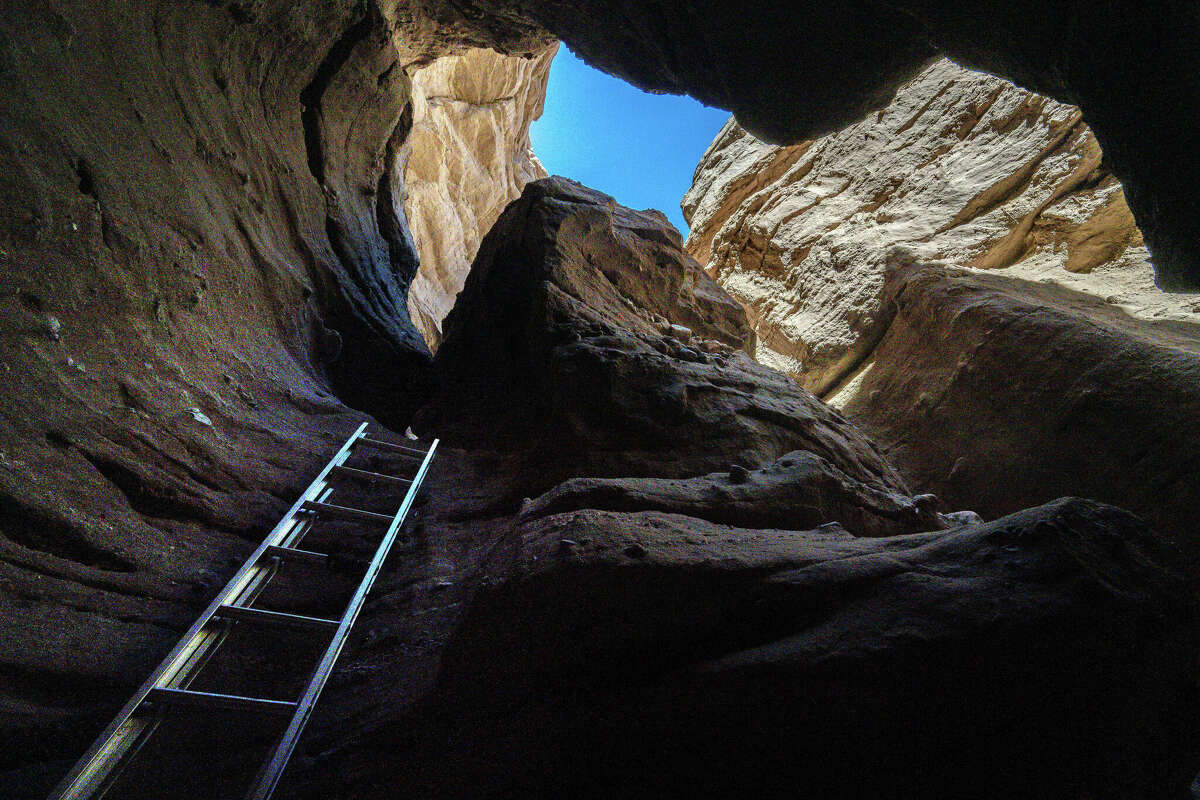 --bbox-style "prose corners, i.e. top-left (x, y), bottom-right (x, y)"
top-left (48, 423), bottom-right (439, 800)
